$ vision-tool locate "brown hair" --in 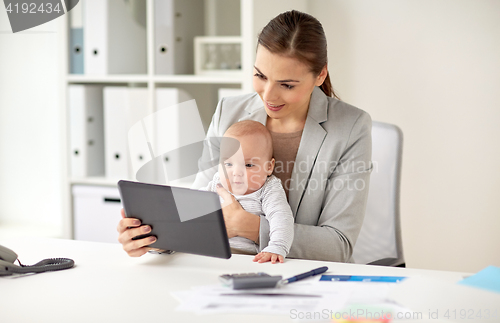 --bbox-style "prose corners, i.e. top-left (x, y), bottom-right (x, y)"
top-left (257, 10), bottom-right (339, 99)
